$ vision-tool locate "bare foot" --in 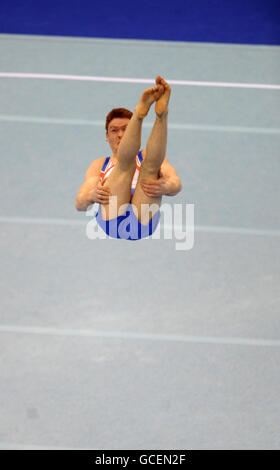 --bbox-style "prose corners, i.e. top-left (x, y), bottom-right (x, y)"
top-left (155, 76), bottom-right (171, 117)
top-left (135, 84), bottom-right (165, 119)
